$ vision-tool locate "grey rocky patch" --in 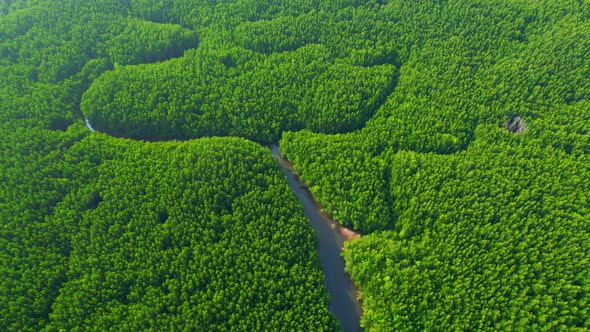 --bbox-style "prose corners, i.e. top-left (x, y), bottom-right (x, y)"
top-left (506, 115), bottom-right (526, 133)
